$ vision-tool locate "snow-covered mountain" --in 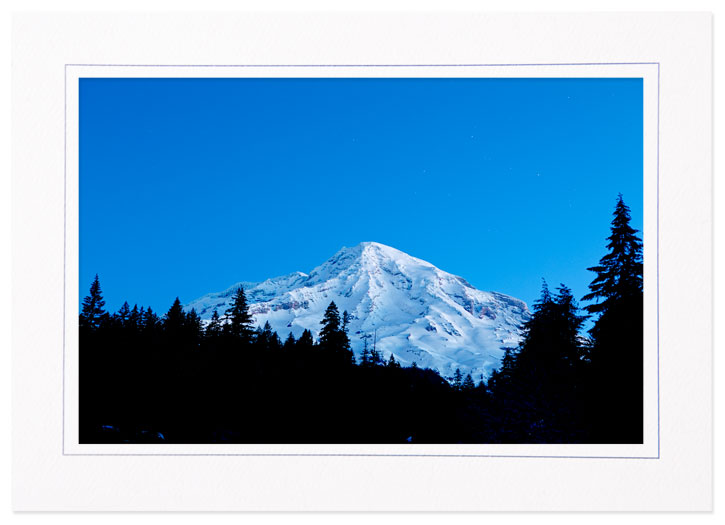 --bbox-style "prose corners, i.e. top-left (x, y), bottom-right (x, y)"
top-left (185, 242), bottom-right (530, 381)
